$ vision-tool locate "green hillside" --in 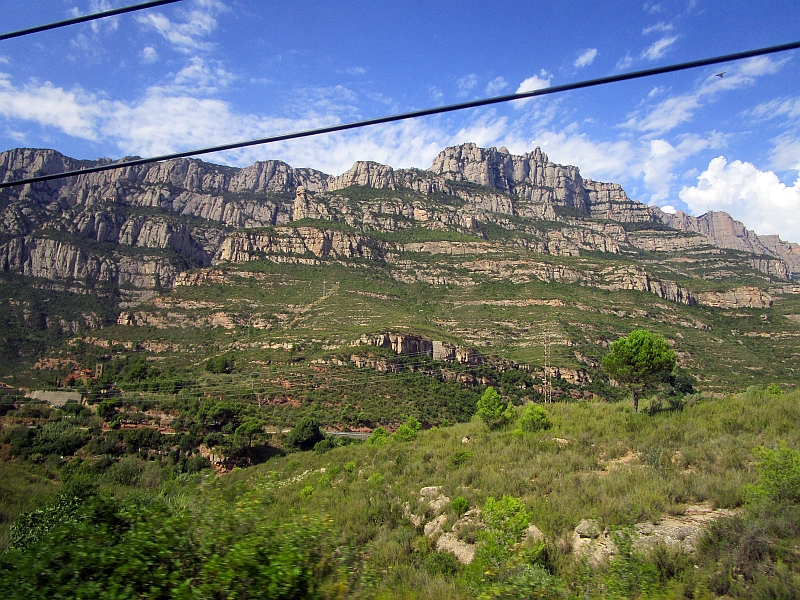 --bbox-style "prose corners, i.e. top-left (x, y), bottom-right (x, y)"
top-left (2, 388), bottom-right (799, 598)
